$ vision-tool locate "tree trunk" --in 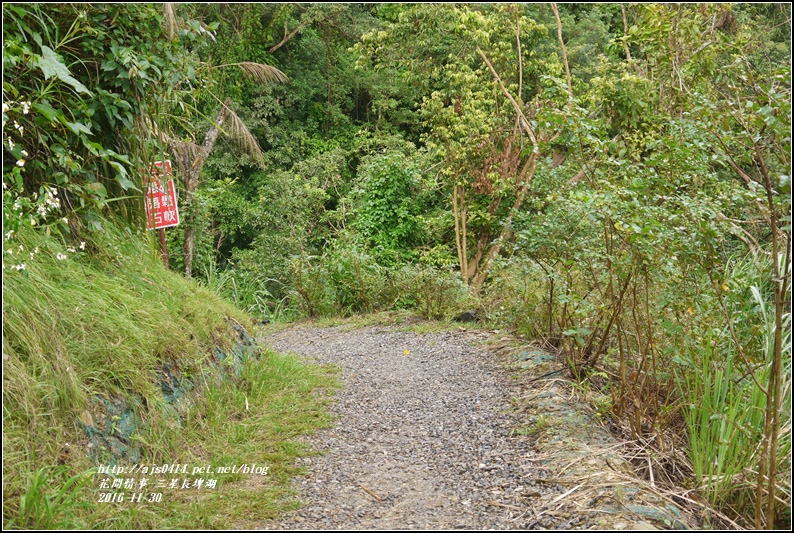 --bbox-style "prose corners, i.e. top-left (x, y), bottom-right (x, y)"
top-left (174, 97), bottom-right (231, 278)
top-left (756, 141), bottom-right (788, 529)
top-left (621, 4), bottom-right (632, 61)
top-left (470, 153), bottom-right (538, 290)
top-left (453, 184), bottom-right (467, 283)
